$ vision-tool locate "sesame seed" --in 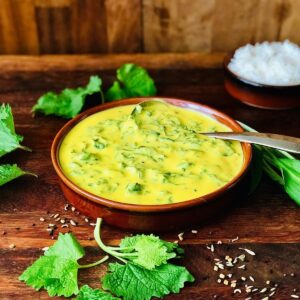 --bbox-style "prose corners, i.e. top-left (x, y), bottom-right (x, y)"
top-left (61, 224), bottom-right (69, 228)
top-left (291, 296), bottom-right (299, 299)
top-left (89, 223), bottom-right (96, 226)
top-left (223, 279), bottom-right (229, 285)
top-left (241, 277), bottom-right (246, 281)
top-left (231, 236), bottom-right (239, 242)
top-left (239, 248), bottom-right (256, 256)
top-left (48, 224), bottom-right (55, 227)
top-left (233, 289), bottom-right (241, 294)
top-left (84, 218), bottom-right (89, 223)
top-left (46, 228), bottom-right (53, 231)
top-left (178, 232), bottom-right (184, 241)
top-left (70, 220), bottom-right (77, 226)
top-left (260, 288), bottom-right (267, 293)
top-left (39, 217), bottom-right (45, 222)
top-left (261, 297), bottom-right (269, 300)
top-left (214, 266), bottom-right (218, 271)
top-left (230, 282), bottom-right (237, 288)
top-left (60, 219), bottom-right (66, 224)
top-left (173, 240), bottom-right (178, 244)
top-left (219, 273), bottom-right (225, 279)
top-left (266, 280), bottom-right (270, 285)
top-left (217, 240), bottom-right (222, 244)
top-left (269, 291), bottom-right (276, 297)
top-left (71, 206), bottom-right (76, 212)
top-left (227, 274), bottom-right (233, 278)
top-left (210, 244), bottom-right (215, 252)
top-left (42, 247), bottom-right (49, 251)
top-left (55, 217), bottom-right (60, 222)
top-left (9, 244), bottom-right (16, 249)
top-left (64, 204), bottom-right (69, 210)
top-left (238, 264), bottom-right (246, 269)
top-left (54, 214), bottom-right (59, 219)
top-left (270, 288), bottom-right (276, 292)
top-left (217, 279), bottom-right (221, 283)
top-left (290, 273), bottom-right (295, 277)
top-left (238, 254), bottom-right (246, 261)
top-left (252, 288), bottom-right (258, 292)
top-left (214, 258), bottom-right (220, 261)
top-left (245, 297), bottom-right (252, 300)
top-left (191, 230), bottom-right (198, 234)
top-left (249, 276), bottom-right (255, 282)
